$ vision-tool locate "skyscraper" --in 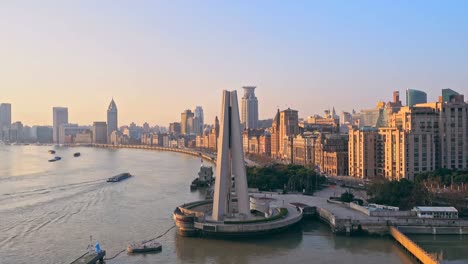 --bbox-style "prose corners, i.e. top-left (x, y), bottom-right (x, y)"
top-left (406, 89), bottom-right (427, 107)
top-left (241, 86), bottom-right (259, 129)
top-left (181, 109), bottom-right (194, 135)
top-left (107, 99), bottom-right (118, 142)
top-left (53, 107), bottom-right (68, 144)
top-left (441, 88), bottom-right (463, 103)
top-left (194, 106), bottom-right (204, 135)
top-left (0, 103), bottom-right (12, 130)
